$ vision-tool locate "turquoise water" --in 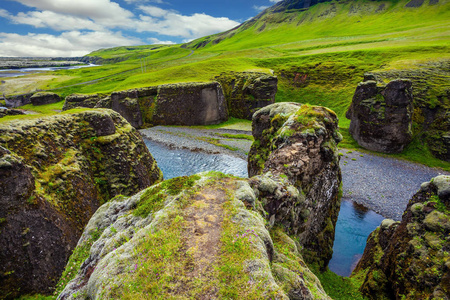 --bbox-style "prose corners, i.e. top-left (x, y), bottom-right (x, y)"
top-left (328, 200), bottom-right (384, 276)
top-left (144, 138), bottom-right (383, 277)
